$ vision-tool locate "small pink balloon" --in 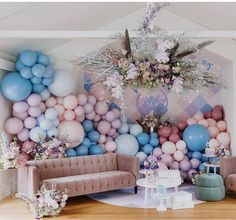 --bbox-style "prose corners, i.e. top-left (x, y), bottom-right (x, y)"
top-left (187, 169), bottom-right (197, 181)
top-left (24, 117), bottom-right (37, 129)
top-left (207, 118), bottom-right (217, 126)
top-left (101, 115), bottom-right (106, 120)
top-left (161, 126), bottom-right (171, 138)
top-left (63, 95), bottom-right (78, 110)
top-left (77, 94), bottom-right (88, 106)
top-left (213, 105), bottom-right (223, 112)
top-left (56, 97), bottom-right (63, 104)
top-left (94, 114), bottom-right (101, 122)
top-left (158, 127), bottom-right (163, 136)
top-left (171, 161), bottom-right (180, 170)
top-left (112, 132), bottom-right (119, 139)
top-left (171, 126), bottom-right (179, 134)
top-left (28, 106), bottom-right (41, 117)
top-left (105, 111), bottom-right (116, 122)
top-left (64, 110), bottom-right (75, 121)
top-left (76, 114), bottom-right (85, 123)
top-left (46, 97), bottom-right (57, 107)
top-left (208, 126), bottom-right (219, 138)
top-left (147, 155), bottom-right (157, 162)
top-left (59, 115), bottom-right (65, 122)
top-left (93, 122), bottom-right (98, 128)
top-left (54, 104), bottom-right (65, 115)
top-left (111, 119), bottom-right (121, 129)
top-left (95, 101), bottom-right (109, 115)
top-left (160, 154), bottom-right (173, 167)
top-left (99, 134), bottom-right (106, 144)
top-left (112, 108), bottom-right (120, 118)
top-left (212, 110), bottom-right (223, 121)
top-left (180, 160), bottom-right (191, 172)
top-left (216, 132), bottom-right (230, 146)
top-left (89, 84), bottom-right (110, 102)
top-left (208, 138), bottom-right (219, 149)
top-left (159, 136), bottom-right (167, 144)
top-left (217, 121), bottom-right (227, 132)
top-left (177, 121), bottom-right (187, 131)
top-left (13, 111), bottom-right (28, 120)
top-left (106, 136), bottom-right (113, 142)
top-left (27, 94), bottom-right (41, 106)
top-left (5, 117), bottom-right (23, 134)
top-left (87, 95), bottom-right (97, 105)
top-left (153, 147), bottom-right (162, 157)
top-left (13, 101), bottom-right (29, 113)
top-left (84, 103), bottom-right (94, 114)
top-left (198, 119), bottom-right (209, 128)
top-left (97, 120), bottom-right (111, 135)
top-left (86, 111), bottom-right (96, 120)
top-left (107, 128), bottom-right (116, 136)
top-left (17, 128), bottom-right (30, 142)
top-left (39, 102), bottom-right (46, 113)
top-left (193, 112), bottom-right (204, 122)
top-left (157, 161), bottom-right (168, 170)
top-left (74, 106), bottom-right (85, 117)
top-left (168, 133), bottom-right (180, 143)
top-left (190, 158), bottom-right (200, 169)
top-left (22, 140), bottom-right (35, 153)
top-left (187, 117), bottom-right (197, 126)
top-left (204, 112), bottom-right (212, 119)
